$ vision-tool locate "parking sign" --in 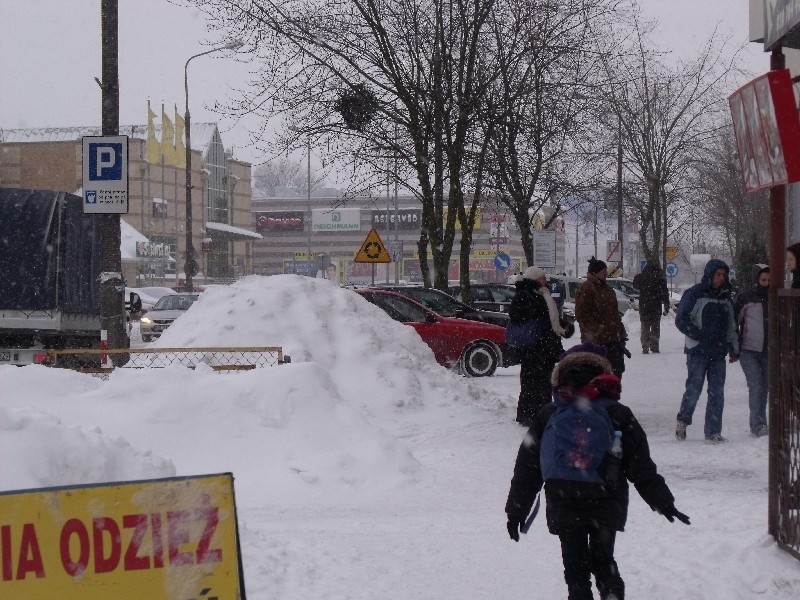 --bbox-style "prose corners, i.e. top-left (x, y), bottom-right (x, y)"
top-left (82, 135), bottom-right (128, 214)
